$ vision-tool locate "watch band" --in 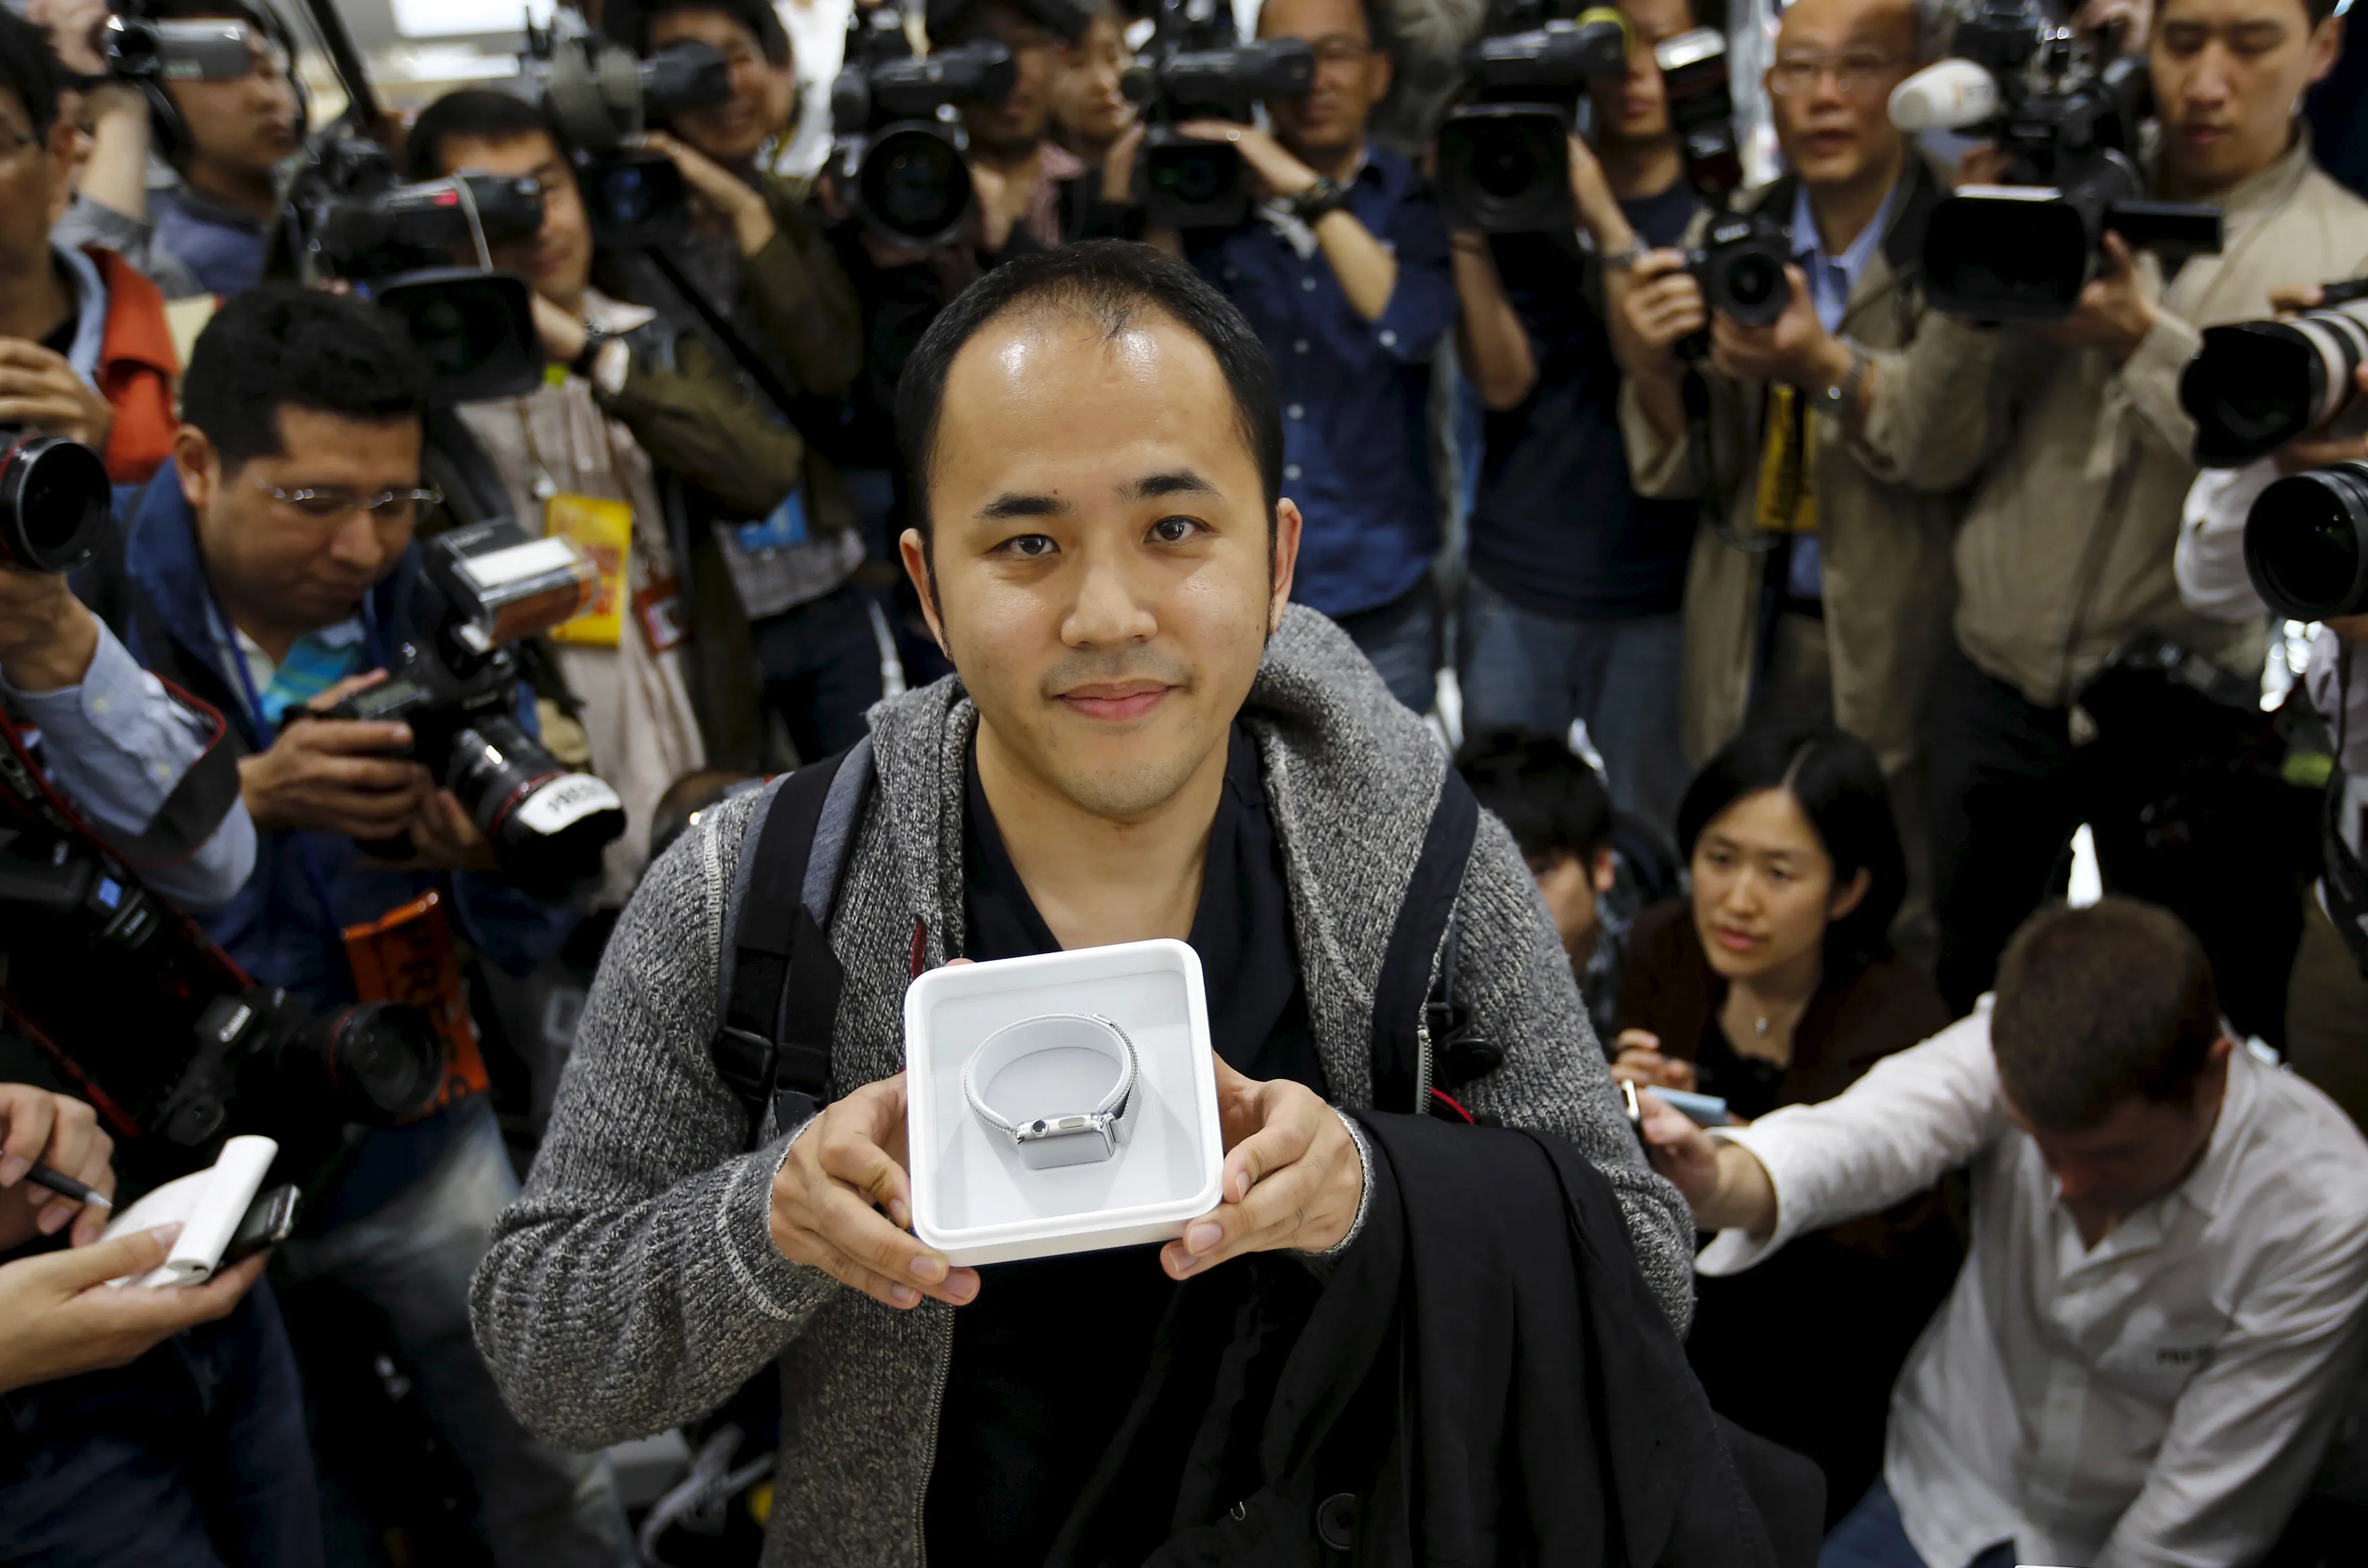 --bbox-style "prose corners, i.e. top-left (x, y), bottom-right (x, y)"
top-left (1601, 235), bottom-right (1652, 273)
top-left (1290, 177), bottom-right (1350, 225)
top-left (569, 327), bottom-right (612, 383)
top-left (963, 1013), bottom-right (1141, 1170)
top-left (1823, 342), bottom-right (1869, 416)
